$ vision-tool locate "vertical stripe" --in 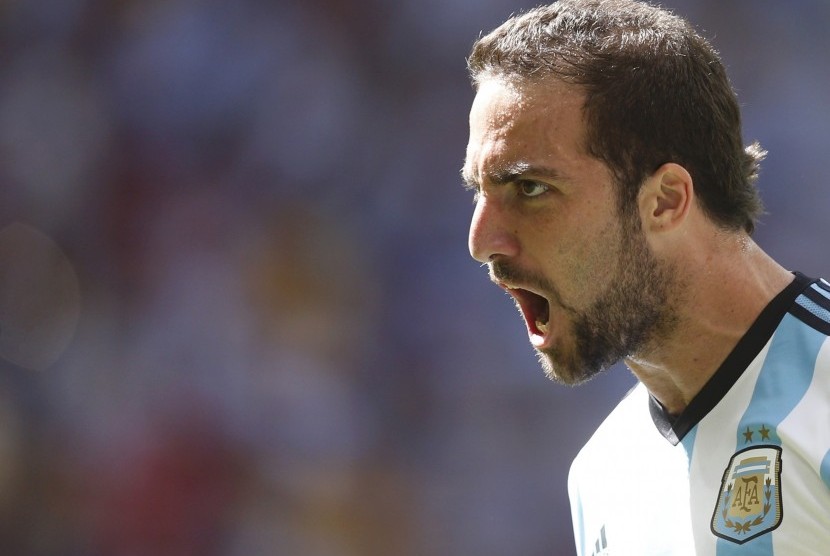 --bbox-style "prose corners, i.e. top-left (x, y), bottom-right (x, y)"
top-left (576, 500), bottom-right (586, 556)
top-left (570, 490), bottom-right (584, 555)
top-left (681, 425), bottom-right (697, 469)
top-left (734, 314), bottom-right (824, 447)
top-left (716, 314), bottom-right (825, 555)
top-left (777, 335), bottom-right (830, 495)
top-left (821, 449), bottom-right (830, 491)
top-left (689, 339), bottom-right (771, 555)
